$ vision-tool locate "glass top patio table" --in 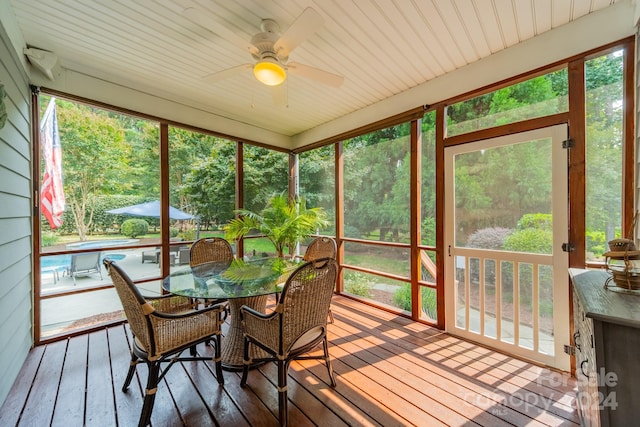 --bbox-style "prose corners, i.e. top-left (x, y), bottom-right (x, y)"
top-left (162, 256), bottom-right (300, 370)
top-left (162, 257), bottom-right (298, 300)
